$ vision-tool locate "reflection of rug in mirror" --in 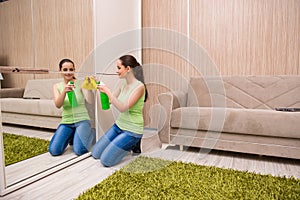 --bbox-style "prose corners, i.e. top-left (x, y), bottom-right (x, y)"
top-left (3, 133), bottom-right (50, 166)
top-left (77, 156), bottom-right (300, 200)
